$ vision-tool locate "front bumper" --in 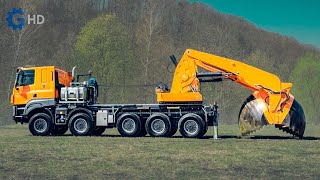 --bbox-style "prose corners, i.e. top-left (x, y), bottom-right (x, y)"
top-left (12, 106), bottom-right (26, 123)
